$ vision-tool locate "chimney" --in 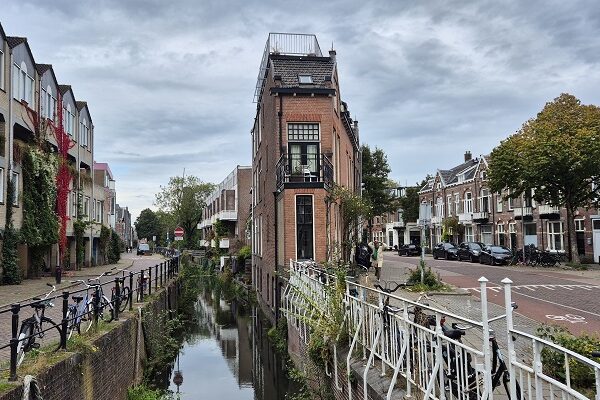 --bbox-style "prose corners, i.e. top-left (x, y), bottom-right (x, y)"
top-left (353, 120), bottom-right (359, 141)
top-left (464, 151), bottom-right (472, 162)
top-left (329, 49), bottom-right (336, 62)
